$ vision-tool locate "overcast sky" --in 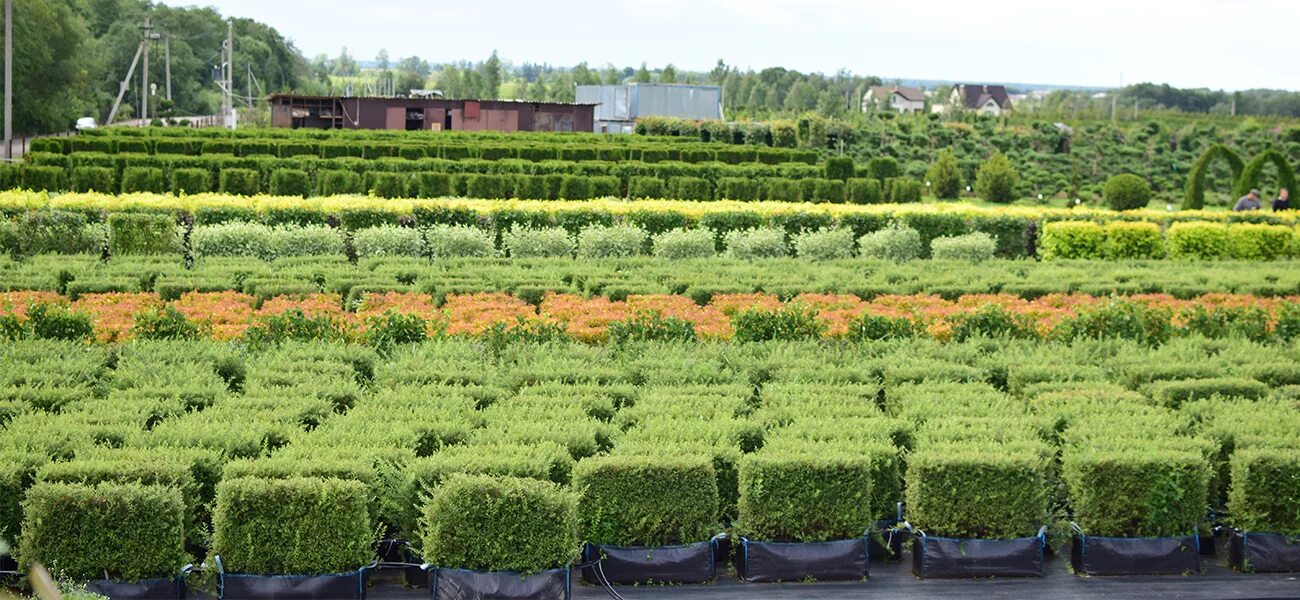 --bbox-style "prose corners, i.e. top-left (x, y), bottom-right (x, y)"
top-left (159, 0), bottom-right (1300, 91)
